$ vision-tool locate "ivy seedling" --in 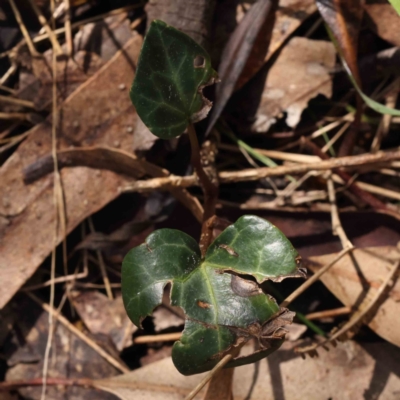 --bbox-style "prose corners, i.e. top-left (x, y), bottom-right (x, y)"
top-left (123, 20), bottom-right (306, 376)
top-left (130, 19), bottom-right (218, 139)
